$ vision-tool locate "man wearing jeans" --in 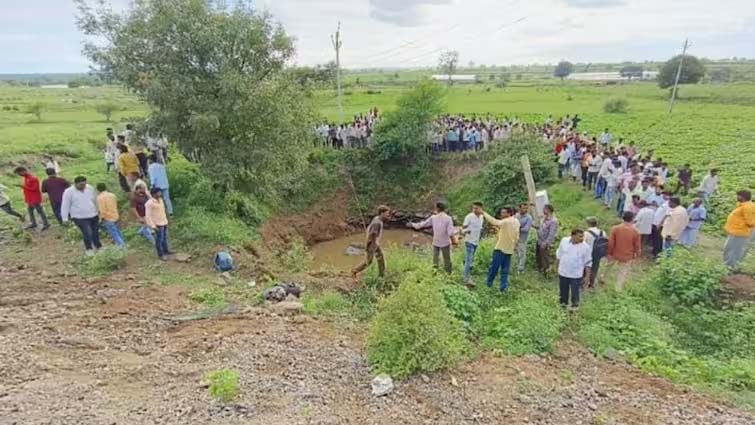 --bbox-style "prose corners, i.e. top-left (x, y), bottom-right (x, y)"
top-left (130, 183), bottom-right (154, 242)
top-left (461, 202), bottom-right (484, 286)
top-left (61, 176), bottom-right (101, 256)
top-left (14, 167), bottom-right (49, 231)
top-left (145, 187), bottom-right (171, 261)
top-left (482, 206), bottom-right (520, 292)
top-left (556, 229), bottom-right (592, 310)
top-left (41, 168), bottom-right (69, 225)
top-left (96, 183), bottom-right (125, 247)
top-left (408, 202), bottom-right (456, 274)
top-left (514, 203), bottom-right (533, 273)
top-left (148, 154), bottom-right (173, 215)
